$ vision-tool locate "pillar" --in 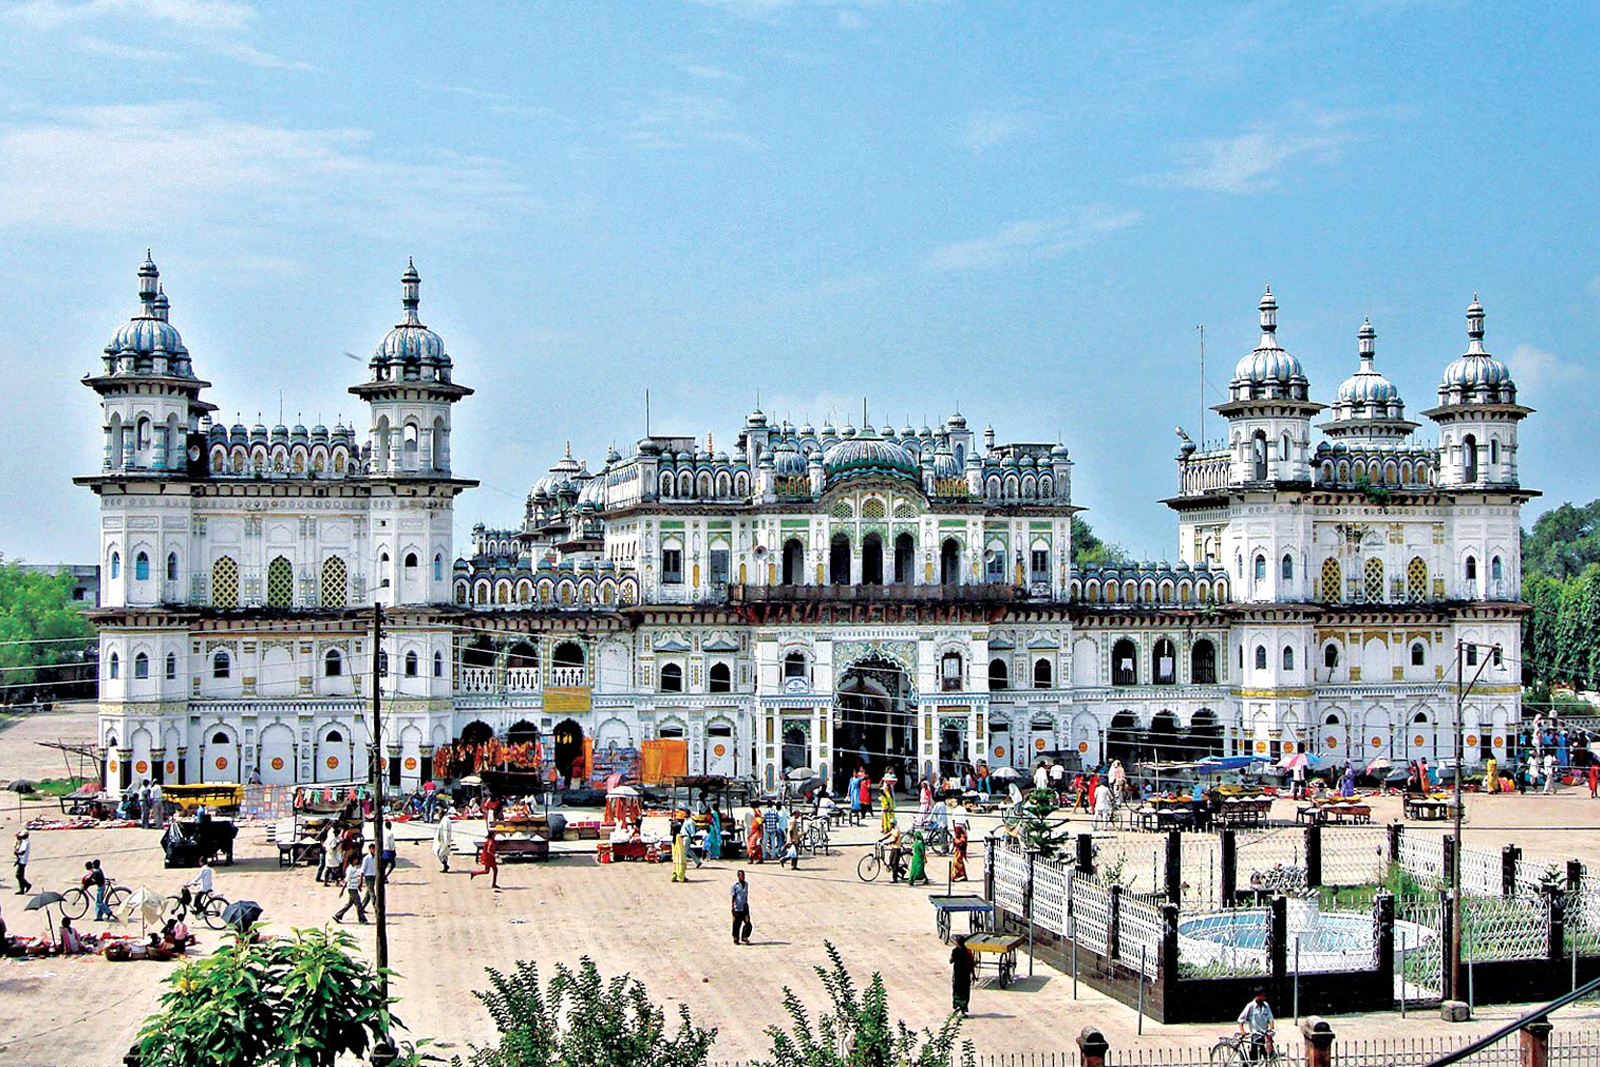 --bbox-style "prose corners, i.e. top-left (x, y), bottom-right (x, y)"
top-left (1161, 902), bottom-right (1180, 982)
top-left (1076, 1028), bottom-right (1109, 1067)
top-left (1221, 828), bottom-right (1238, 906)
top-left (1305, 823), bottom-right (1323, 889)
top-left (1109, 883), bottom-right (1123, 960)
top-left (1077, 832), bottom-right (1094, 877)
top-left (1520, 1020), bottom-right (1553, 1067)
top-left (1504, 845), bottom-right (1521, 899)
top-left (1388, 821), bottom-right (1404, 865)
top-left (1269, 894), bottom-right (1288, 990)
top-left (1300, 1018), bottom-right (1335, 1067)
top-left (1165, 830), bottom-right (1183, 902)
